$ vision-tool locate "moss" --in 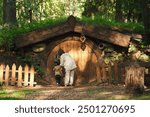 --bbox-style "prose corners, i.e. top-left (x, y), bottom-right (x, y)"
top-left (0, 16), bottom-right (144, 50)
